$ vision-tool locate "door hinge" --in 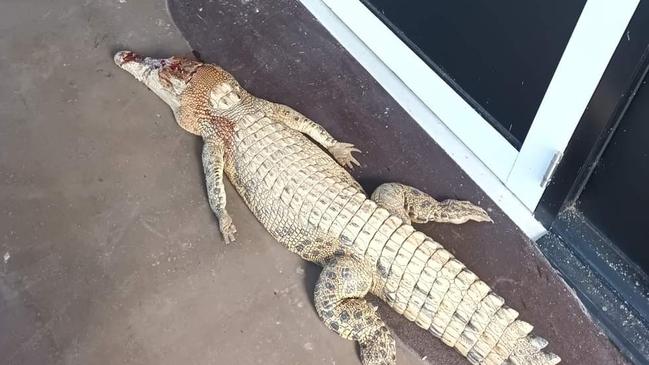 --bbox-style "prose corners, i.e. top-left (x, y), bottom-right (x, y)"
top-left (541, 151), bottom-right (563, 187)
